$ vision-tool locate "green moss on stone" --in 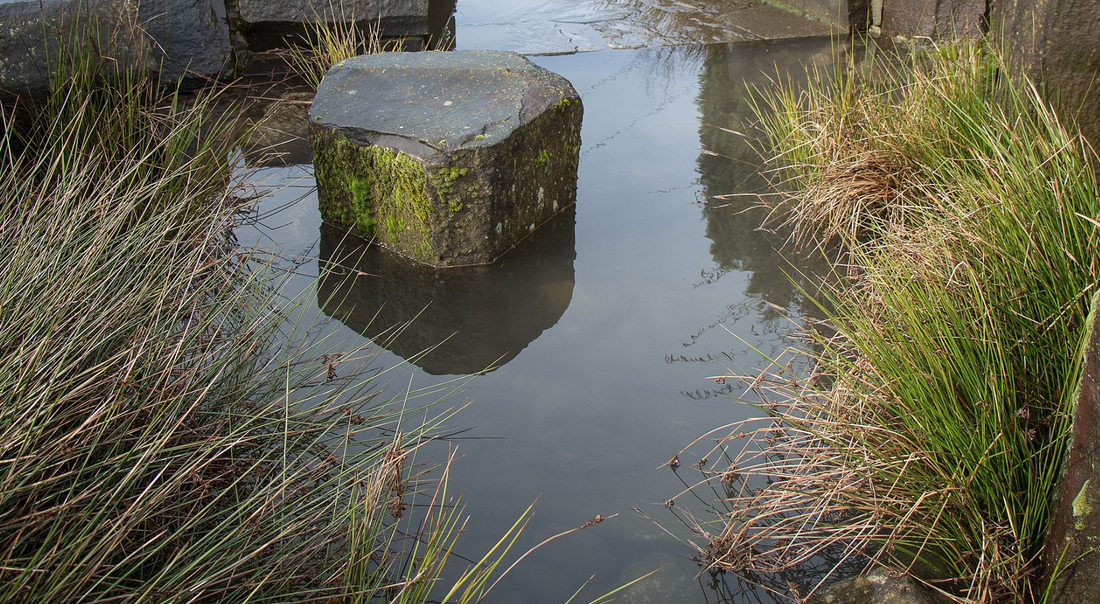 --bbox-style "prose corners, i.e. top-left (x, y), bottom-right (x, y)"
top-left (312, 130), bottom-right (435, 260)
top-left (434, 166), bottom-right (468, 213)
top-left (554, 97), bottom-right (577, 112)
